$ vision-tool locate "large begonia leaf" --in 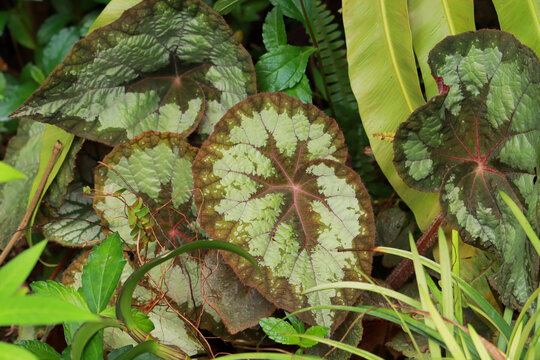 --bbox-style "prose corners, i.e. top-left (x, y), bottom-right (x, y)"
top-left (394, 30), bottom-right (540, 308)
top-left (202, 251), bottom-right (276, 334)
top-left (193, 93), bottom-right (375, 328)
top-left (11, 0), bottom-right (256, 145)
top-left (94, 131), bottom-right (198, 246)
top-left (0, 119), bottom-right (46, 247)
